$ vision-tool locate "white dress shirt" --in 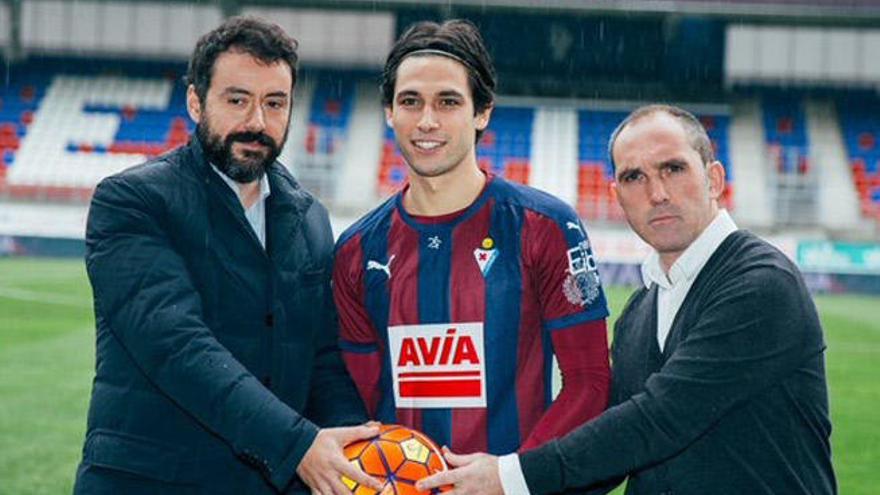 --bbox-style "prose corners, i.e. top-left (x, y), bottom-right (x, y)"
top-left (210, 164), bottom-right (271, 249)
top-left (640, 209), bottom-right (737, 351)
top-left (498, 453), bottom-right (530, 494)
top-left (497, 209), bottom-right (738, 494)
